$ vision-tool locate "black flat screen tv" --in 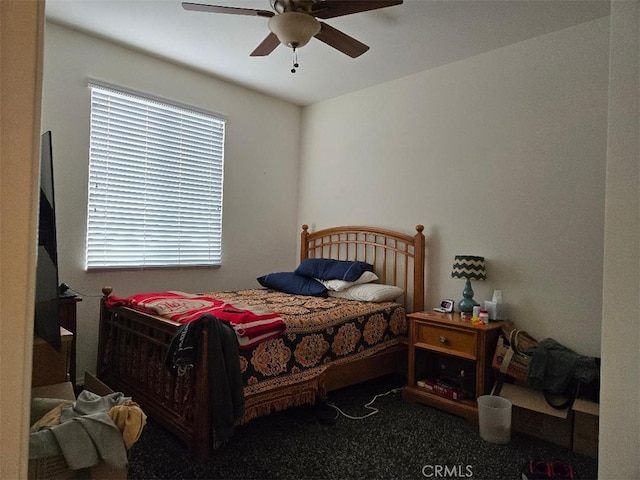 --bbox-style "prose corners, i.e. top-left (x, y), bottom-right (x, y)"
top-left (34, 130), bottom-right (61, 351)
